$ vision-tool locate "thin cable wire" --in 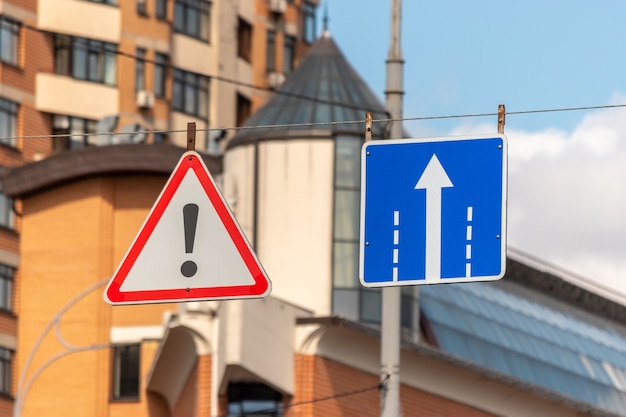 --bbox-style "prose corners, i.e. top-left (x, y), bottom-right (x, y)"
top-left (217, 382), bottom-right (383, 417)
top-left (24, 23), bottom-right (387, 114)
top-left (3, 102), bottom-right (626, 142)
